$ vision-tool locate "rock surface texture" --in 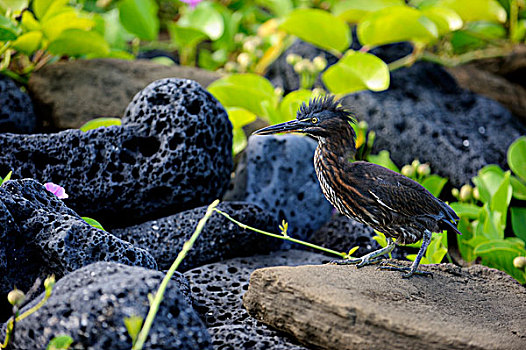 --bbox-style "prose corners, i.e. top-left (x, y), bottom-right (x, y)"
top-left (1, 262), bottom-right (211, 349)
top-left (112, 202), bottom-right (281, 271)
top-left (0, 179), bottom-right (156, 320)
top-left (28, 58), bottom-right (221, 129)
top-left (225, 134), bottom-right (333, 240)
top-left (244, 262), bottom-right (526, 350)
top-left (0, 75), bottom-right (37, 133)
top-left (343, 62), bottom-right (526, 187)
top-left (184, 250), bottom-right (329, 350)
top-left (0, 78), bottom-right (232, 228)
